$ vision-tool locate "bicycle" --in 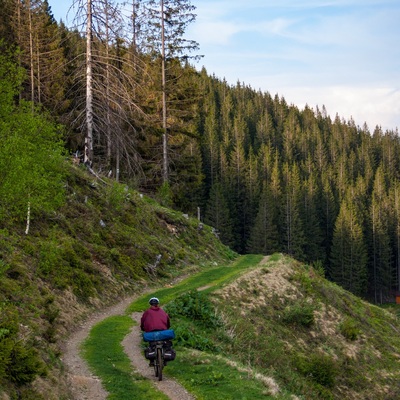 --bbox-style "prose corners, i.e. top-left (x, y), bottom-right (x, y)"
top-left (146, 339), bottom-right (175, 381)
top-left (152, 340), bottom-right (165, 381)
top-left (143, 329), bottom-right (176, 381)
